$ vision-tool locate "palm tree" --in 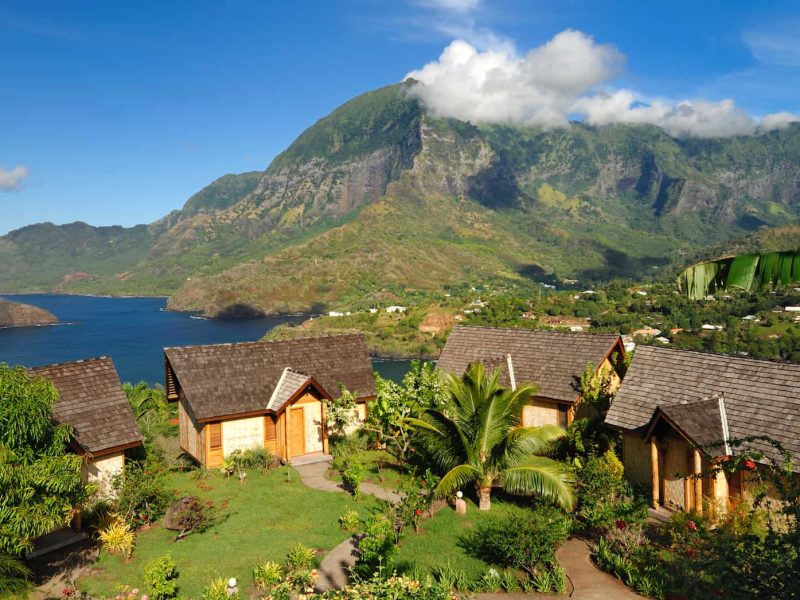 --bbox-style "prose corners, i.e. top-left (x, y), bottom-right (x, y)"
top-left (123, 381), bottom-right (167, 428)
top-left (413, 363), bottom-right (575, 511)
